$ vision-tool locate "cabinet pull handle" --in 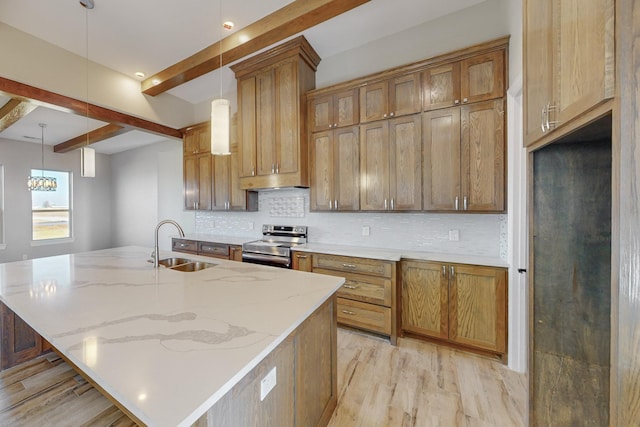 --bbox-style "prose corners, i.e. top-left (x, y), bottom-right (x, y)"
top-left (342, 263), bottom-right (357, 269)
top-left (442, 265), bottom-right (447, 276)
top-left (391, 198), bottom-right (395, 210)
top-left (335, 199), bottom-right (339, 210)
top-left (252, 169), bottom-right (255, 176)
top-left (450, 266), bottom-right (455, 279)
top-left (276, 162), bottom-right (280, 174)
top-left (546, 104), bottom-right (559, 130)
top-left (384, 199), bottom-right (388, 210)
top-left (329, 200), bottom-right (333, 210)
top-left (271, 163), bottom-right (275, 174)
top-left (463, 196), bottom-right (468, 211)
top-left (454, 196), bottom-right (459, 210)
top-left (541, 106), bottom-right (547, 133)
top-left (341, 309), bottom-right (357, 316)
top-left (343, 284), bottom-right (358, 289)
top-left (296, 255), bottom-right (308, 259)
